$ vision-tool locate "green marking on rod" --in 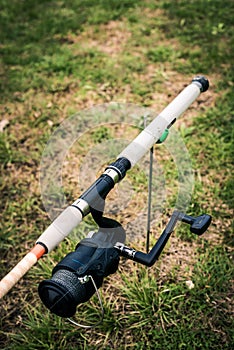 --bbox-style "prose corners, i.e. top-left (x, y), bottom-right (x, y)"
top-left (157, 128), bottom-right (169, 144)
